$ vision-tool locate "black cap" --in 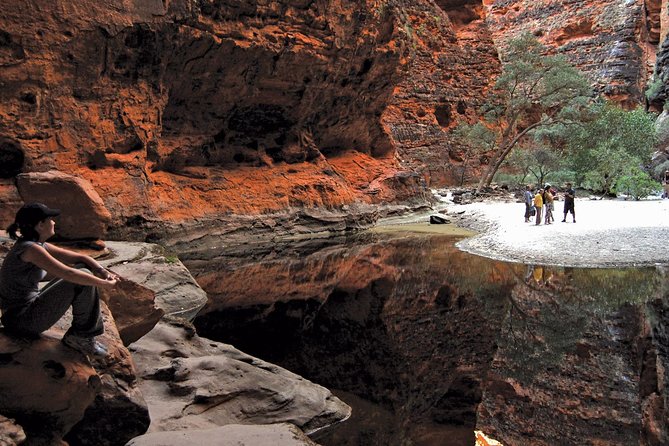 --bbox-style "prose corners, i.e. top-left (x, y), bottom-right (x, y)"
top-left (15, 203), bottom-right (61, 227)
